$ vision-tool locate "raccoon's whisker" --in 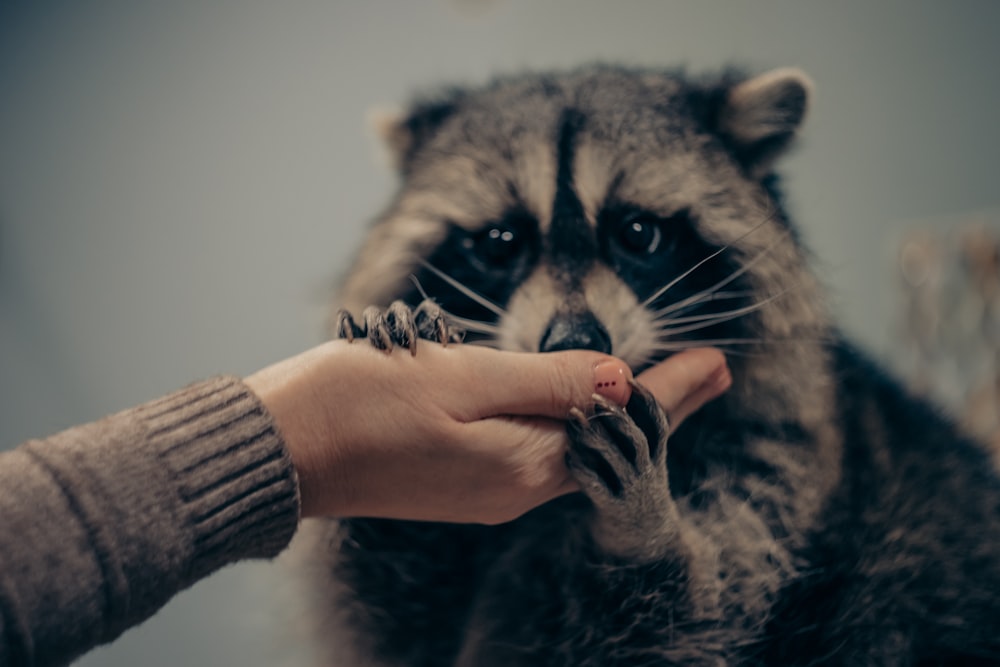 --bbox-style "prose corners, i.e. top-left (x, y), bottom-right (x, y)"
top-left (648, 337), bottom-right (826, 351)
top-left (408, 274), bottom-right (433, 302)
top-left (714, 348), bottom-right (768, 359)
top-left (654, 313), bottom-right (758, 339)
top-left (417, 260), bottom-right (507, 318)
top-left (648, 338), bottom-right (766, 351)
top-left (466, 338), bottom-right (502, 350)
top-left (634, 349), bottom-right (766, 369)
top-left (640, 245), bottom-right (730, 309)
top-left (653, 290), bottom-right (758, 320)
top-left (653, 286), bottom-right (798, 335)
top-left (646, 337), bottom-right (830, 364)
top-left (442, 313), bottom-right (501, 335)
top-left (640, 210), bottom-right (777, 309)
top-left (656, 291), bottom-right (786, 327)
top-left (653, 231), bottom-right (789, 320)
top-left (408, 273), bottom-right (503, 336)
top-left (649, 347), bottom-right (764, 362)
